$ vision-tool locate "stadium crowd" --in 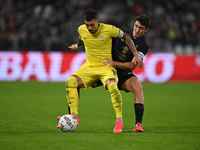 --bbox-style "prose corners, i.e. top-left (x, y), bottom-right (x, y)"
top-left (0, 0), bottom-right (200, 53)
